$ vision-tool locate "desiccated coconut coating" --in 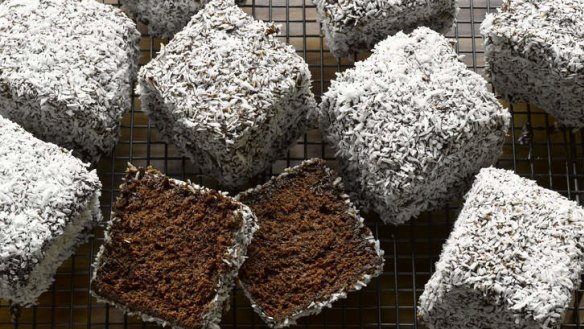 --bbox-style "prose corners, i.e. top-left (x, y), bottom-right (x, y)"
top-left (481, 0), bottom-right (584, 127)
top-left (418, 167), bottom-right (584, 329)
top-left (0, 0), bottom-right (140, 163)
top-left (138, 0), bottom-right (317, 188)
top-left (120, 0), bottom-right (247, 38)
top-left (320, 27), bottom-right (510, 225)
top-left (314, 0), bottom-right (458, 57)
top-left (0, 115), bottom-right (102, 307)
